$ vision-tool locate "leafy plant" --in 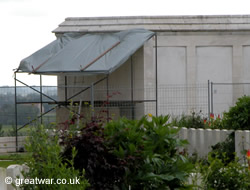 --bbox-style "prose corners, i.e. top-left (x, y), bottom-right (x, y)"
top-left (105, 115), bottom-right (194, 190)
top-left (22, 125), bottom-right (89, 190)
top-left (204, 113), bottom-right (224, 130)
top-left (172, 111), bottom-right (206, 129)
top-left (172, 111), bottom-right (224, 129)
top-left (210, 132), bottom-right (235, 164)
top-left (61, 116), bottom-right (124, 190)
top-left (223, 95), bottom-right (250, 130)
top-left (61, 115), bottom-right (194, 190)
top-left (103, 117), bottom-right (147, 189)
top-left (201, 152), bottom-right (250, 190)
